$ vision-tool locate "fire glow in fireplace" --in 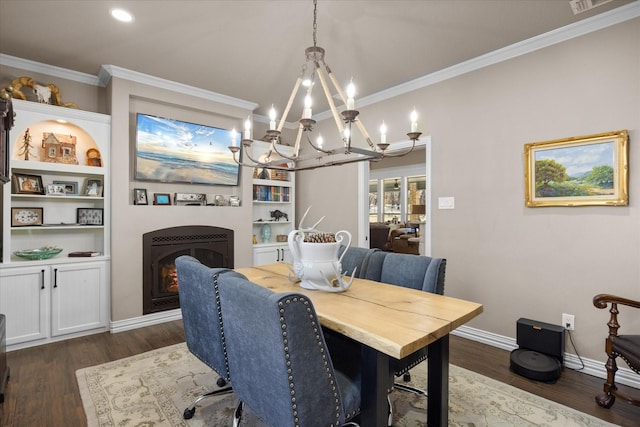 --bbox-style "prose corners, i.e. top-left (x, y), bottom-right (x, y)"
top-left (143, 226), bottom-right (234, 314)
